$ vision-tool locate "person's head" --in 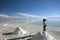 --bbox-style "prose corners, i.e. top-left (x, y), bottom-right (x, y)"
top-left (43, 19), bottom-right (46, 21)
